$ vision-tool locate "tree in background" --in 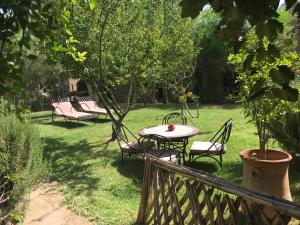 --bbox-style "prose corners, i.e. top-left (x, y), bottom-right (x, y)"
top-left (190, 8), bottom-right (231, 103)
top-left (180, 0), bottom-right (299, 102)
top-left (0, 0), bottom-right (60, 110)
top-left (142, 0), bottom-right (196, 104)
top-left (51, 0), bottom-right (197, 137)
